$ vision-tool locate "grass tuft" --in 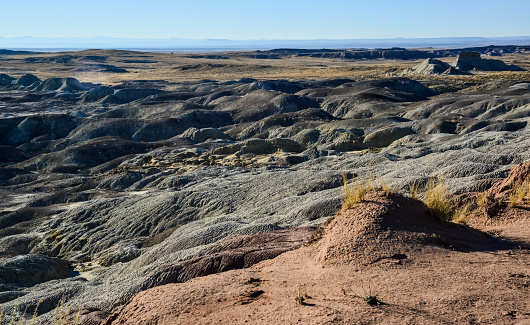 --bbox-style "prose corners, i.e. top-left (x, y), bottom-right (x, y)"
top-left (452, 203), bottom-right (472, 224)
top-left (508, 192), bottom-right (518, 207)
top-left (424, 178), bottom-right (453, 223)
top-left (341, 174), bottom-right (369, 210)
top-left (380, 180), bottom-right (391, 197)
top-left (408, 180), bottom-right (419, 199)
top-left (476, 192), bottom-right (490, 207)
